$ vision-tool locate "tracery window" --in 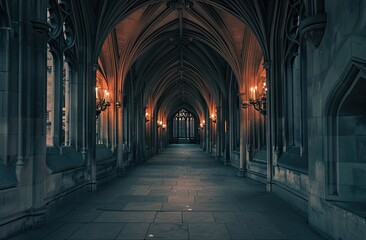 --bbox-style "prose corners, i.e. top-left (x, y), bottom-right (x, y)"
top-left (46, 44), bottom-right (55, 146)
top-left (172, 109), bottom-right (195, 141)
top-left (46, 0), bottom-right (76, 148)
top-left (282, 0), bottom-right (306, 158)
top-left (62, 55), bottom-right (71, 146)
